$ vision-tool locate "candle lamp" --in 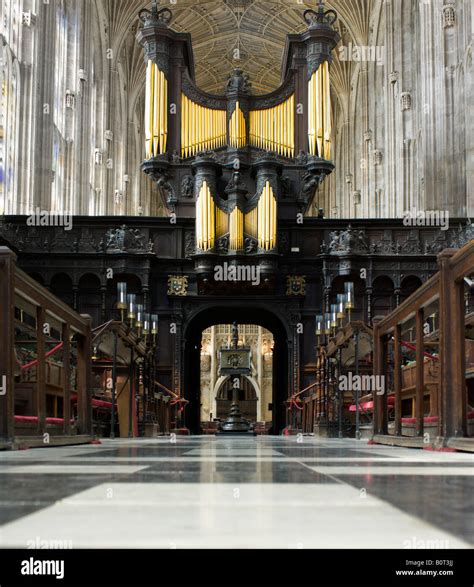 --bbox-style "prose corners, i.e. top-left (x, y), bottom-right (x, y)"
top-left (344, 282), bottom-right (354, 321)
top-left (136, 304), bottom-right (144, 336)
top-left (315, 314), bottom-right (323, 347)
top-left (117, 282), bottom-right (127, 322)
top-left (151, 314), bottom-right (159, 344)
top-left (337, 294), bottom-right (346, 327)
top-left (127, 294), bottom-right (137, 327)
top-left (330, 304), bottom-right (338, 335)
top-left (324, 312), bottom-right (332, 337)
top-left (143, 313), bottom-right (151, 343)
